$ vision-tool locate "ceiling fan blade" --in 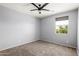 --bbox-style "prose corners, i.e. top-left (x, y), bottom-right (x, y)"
top-left (31, 3), bottom-right (39, 9)
top-left (40, 3), bottom-right (49, 9)
top-left (42, 9), bottom-right (50, 11)
top-left (30, 9), bottom-right (38, 11)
